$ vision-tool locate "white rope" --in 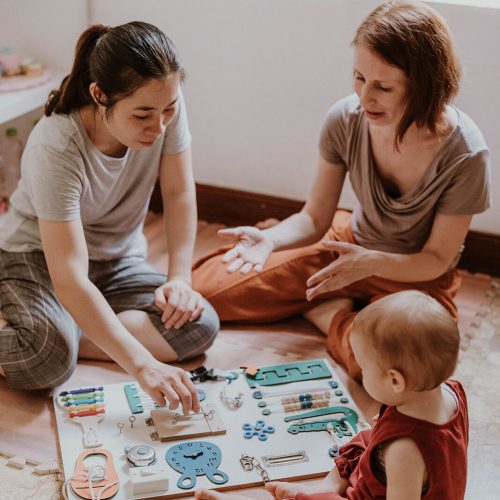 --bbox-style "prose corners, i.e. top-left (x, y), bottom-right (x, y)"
top-left (62, 464), bottom-right (118, 500)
